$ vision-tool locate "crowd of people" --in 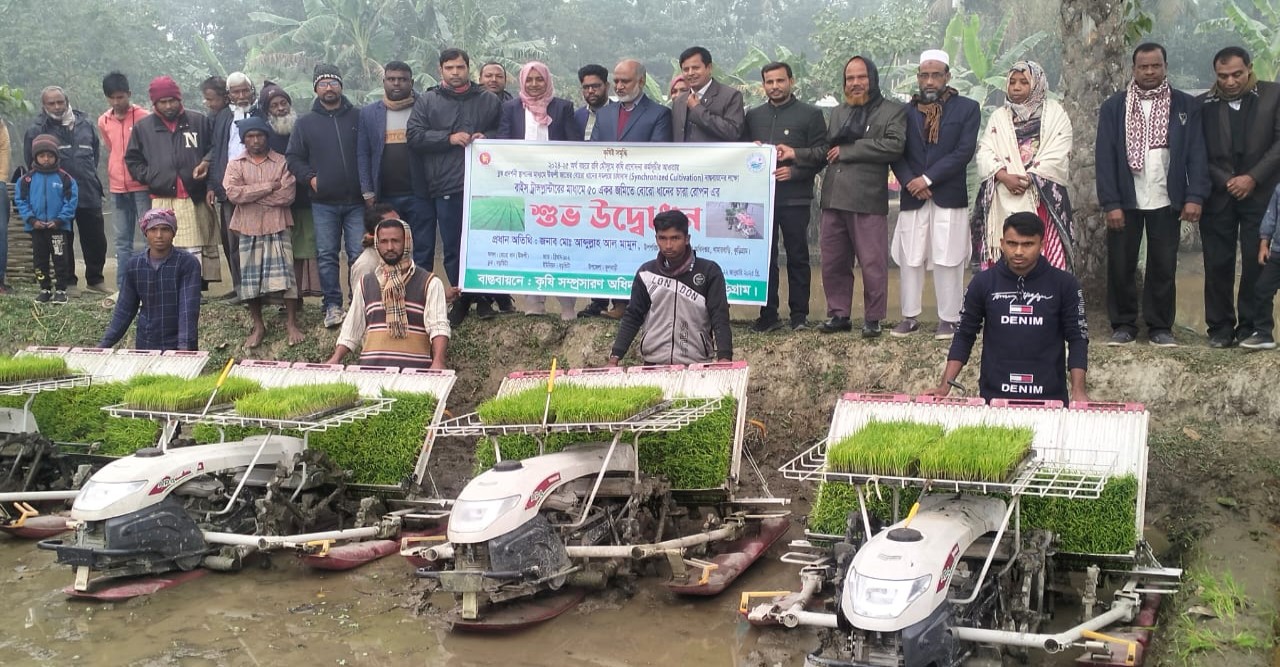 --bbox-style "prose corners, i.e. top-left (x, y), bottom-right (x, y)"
top-left (1, 41), bottom-right (1278, 396)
